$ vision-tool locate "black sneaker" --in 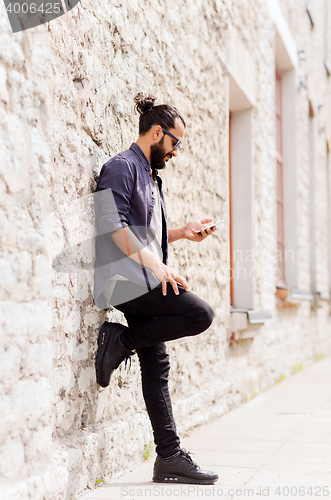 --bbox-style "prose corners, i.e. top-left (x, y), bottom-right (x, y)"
top-left (152, 448), bottom-right (218, 485)
top-left (95, 321), bottom-right (135, 387)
